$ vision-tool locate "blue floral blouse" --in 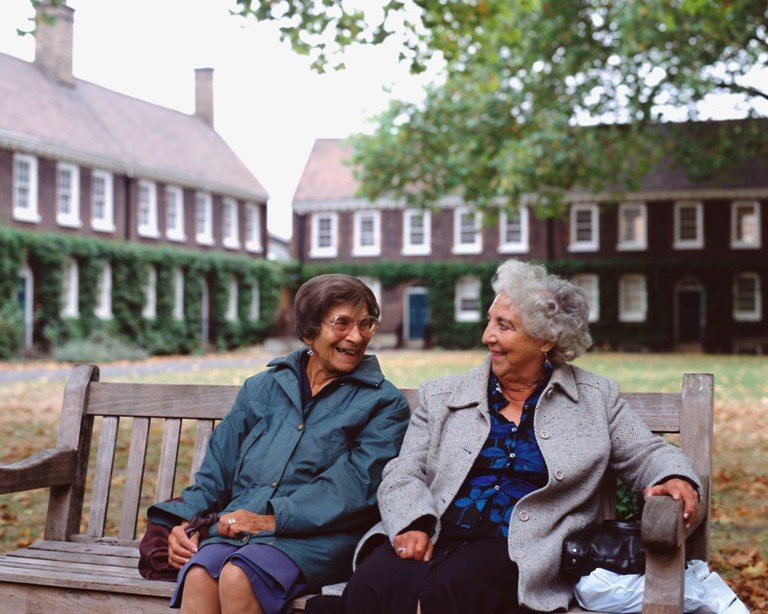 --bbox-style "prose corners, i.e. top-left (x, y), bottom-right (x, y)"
top-left (441, 368), bottom-right (552, 539)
